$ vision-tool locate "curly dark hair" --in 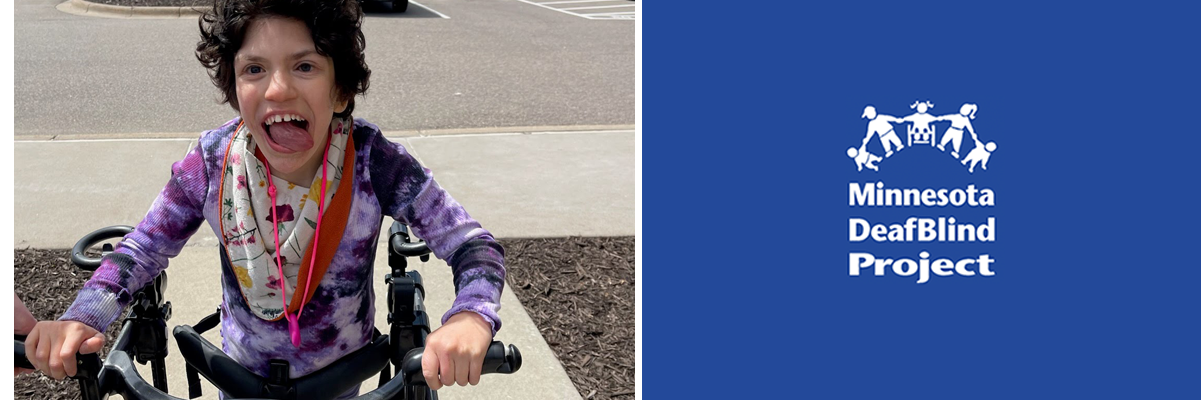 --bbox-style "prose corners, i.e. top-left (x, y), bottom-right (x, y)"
top-left (196, 0), bottom-right (371, 116)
